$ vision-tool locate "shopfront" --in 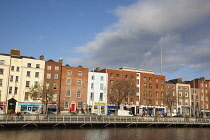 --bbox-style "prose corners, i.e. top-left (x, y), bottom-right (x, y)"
top-left (0, 102), bottom-right (6, 114)
top-left (47, 103), bottom-right (59, 114)
top-left (94, 102), bottom-right (105, 115)
top-left (18, 103), bottom-right (42, 114)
